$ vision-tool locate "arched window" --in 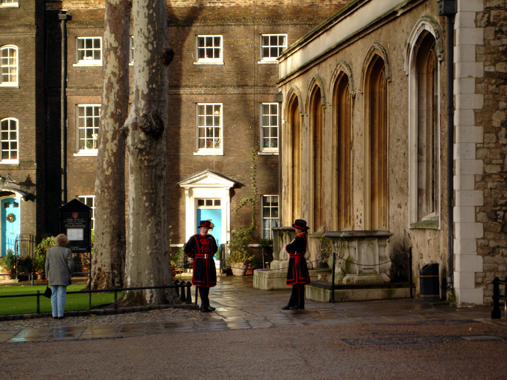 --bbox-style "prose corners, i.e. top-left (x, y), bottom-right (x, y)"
top-left (0, 118), bottom-right (18, 162)
top-left (365, 55), bottom-right (388, 230)
top-left (0, 45), bottom-right (18, 86)
top-left (416, 33), bottom-right (438, 222)
top-left (311, 87), bottom-right (323, 229)
top-left (334, 72), bottom-right (352, 230)
top-left (288, 96), bottom-right (301, 219)
top-left (406, 23), bottom-right (441, 228)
